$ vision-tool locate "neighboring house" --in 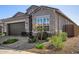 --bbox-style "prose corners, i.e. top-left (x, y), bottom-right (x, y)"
top-left (0, 5), bottom-right (79, 37)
